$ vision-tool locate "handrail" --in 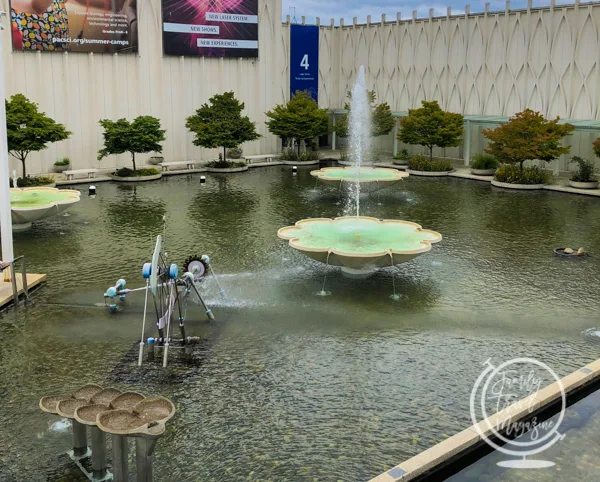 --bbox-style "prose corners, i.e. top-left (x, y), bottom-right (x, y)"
top-left (0, 255), bottom-right (30, 308)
